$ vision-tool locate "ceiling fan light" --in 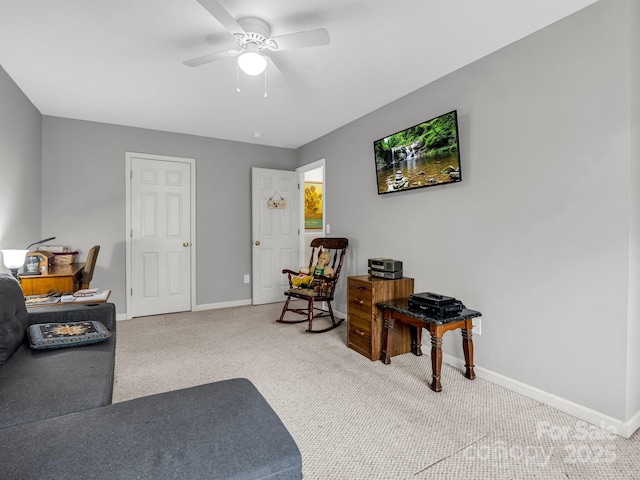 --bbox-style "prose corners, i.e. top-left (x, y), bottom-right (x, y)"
top-left (238, 51), bottom-right (267, 76)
